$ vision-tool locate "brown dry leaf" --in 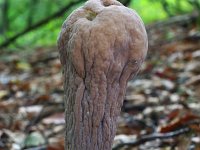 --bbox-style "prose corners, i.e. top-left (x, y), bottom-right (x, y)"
top-left (160, 113), bottom-right (200, 133)
top-left (29, 95), bottom-right (51, 105)
top-left (117, 124), bottom-right (141, 135)
top-left (19, 105), bottom-right (43, 119)
top-left (18, 81), bottom-right (30, 91)
top-left (11, 120), bottom-right (23, 131)
top-left (196, 144), bottom-right (200, 150)
top-left (0, 100), bottom-right (20, 113)
top-left (189, 124), bottom-right (200, 133)
top-left (167, 109), bottom-right (181, 121)
top-left (162, 40), bottom-right (200, 55)
top-left (47, 137), bottom-right (64, 150)
top-left (42, 113), bottom-right (65, 125)
top-left (176, 135), bottom-right (191, 150)
top-left (155, 67), bottom-right (177, 81)
top-left (7, 81), bottom-right (30, 92)
top-left (185, 75), bottom-right (200, 86)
